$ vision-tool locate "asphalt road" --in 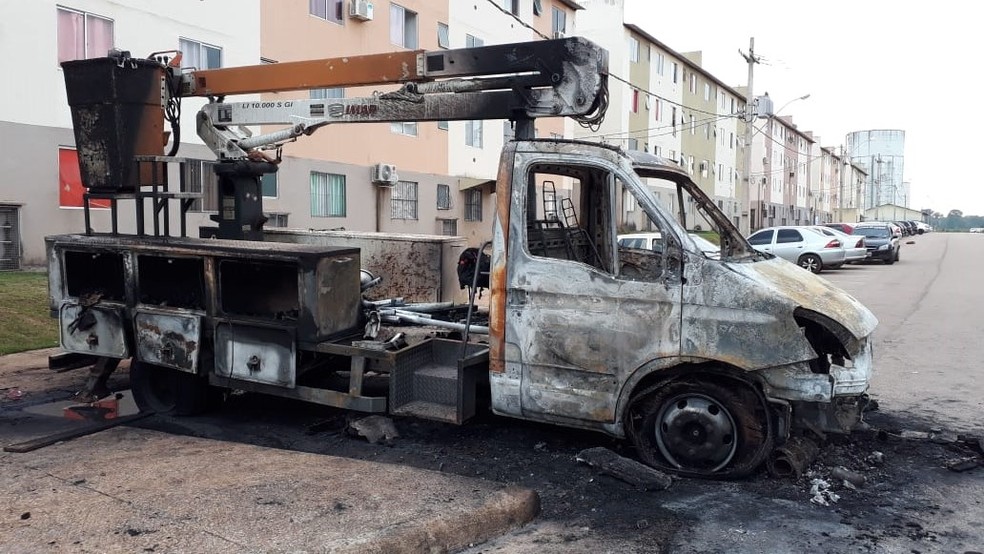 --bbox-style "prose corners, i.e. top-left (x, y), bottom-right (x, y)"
top-left (4, 232), bottom-right (982, 553)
